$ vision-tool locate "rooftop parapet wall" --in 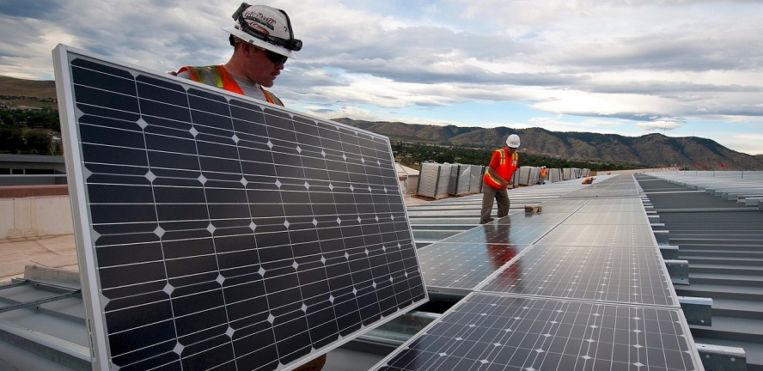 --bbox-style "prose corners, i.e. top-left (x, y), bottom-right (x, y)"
top-left (0, 185), bottom-right (72, 239)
